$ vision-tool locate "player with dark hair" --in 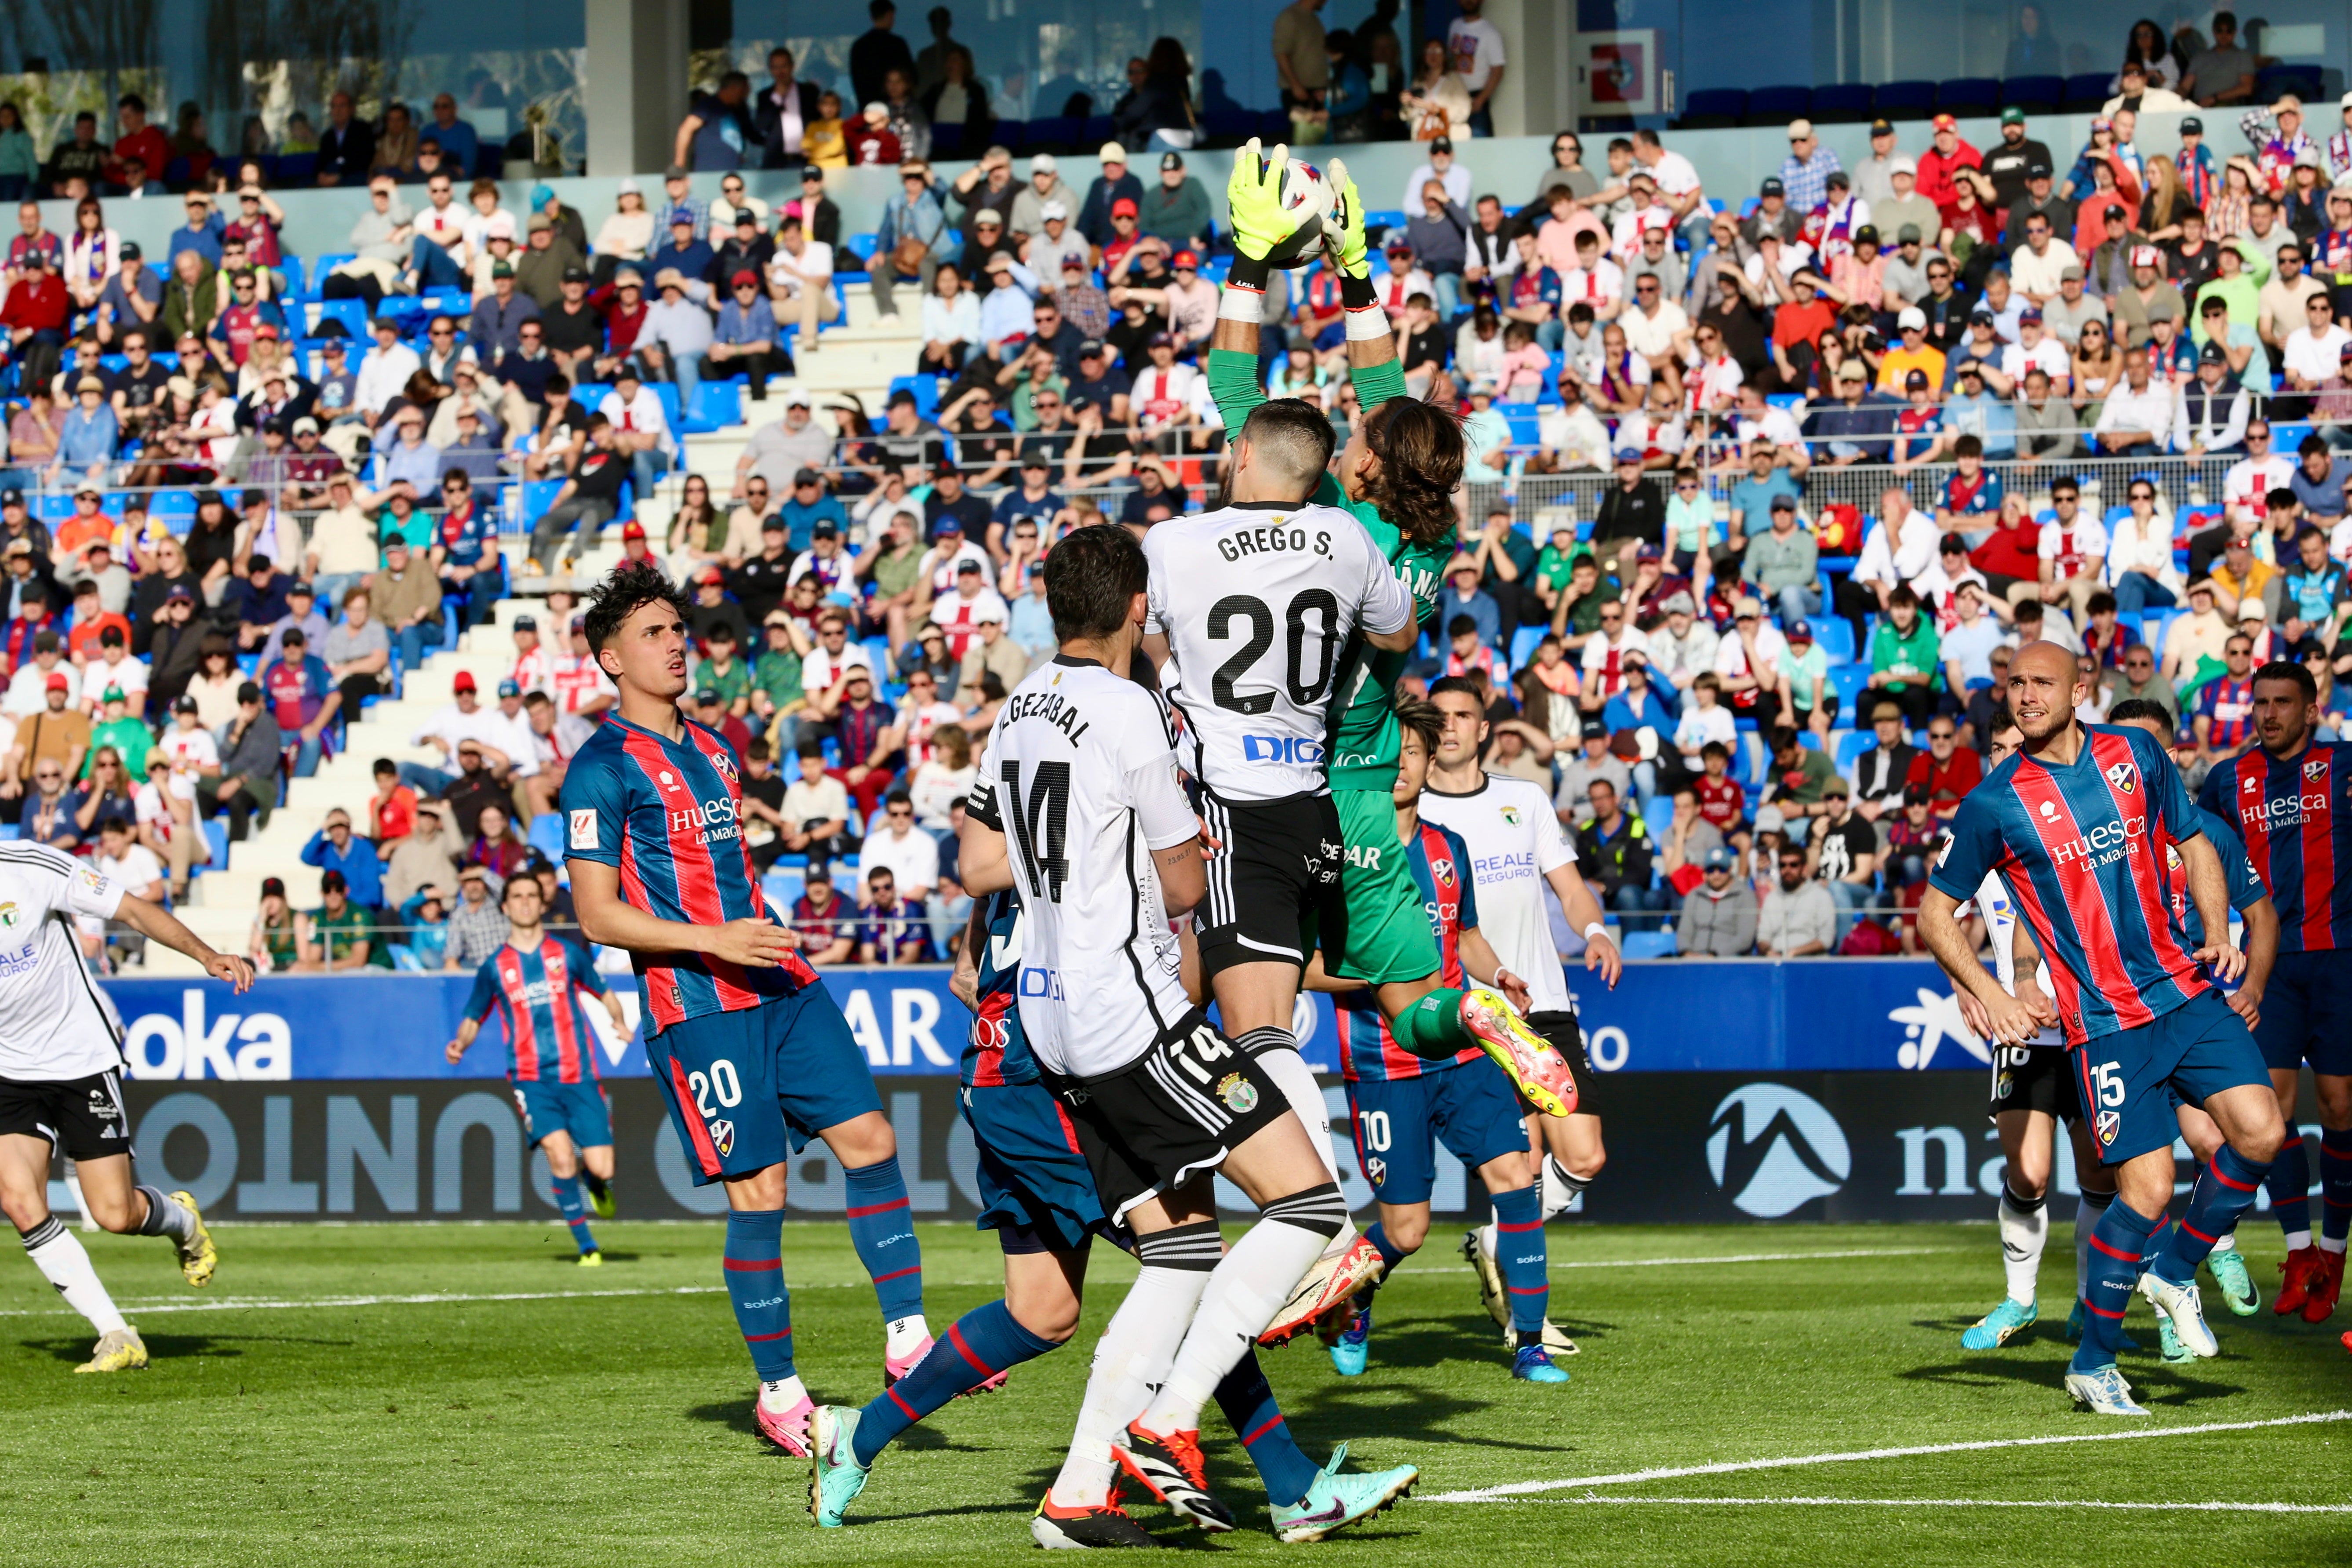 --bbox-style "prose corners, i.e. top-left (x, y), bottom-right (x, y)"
top-left (1183, 143), bottom-right (1580, 1345)
top-left (0, 842), bottom-right (252, 1372)
top-left (1313, 695), bottom-right (1567, 1382)
top-left (2196, 659), bottom-right (2352, 1321)
top-left (562, 563), bottom-right (929, 1457)
top-left (447, 874), bottom-right (632, 1264)
top-left (1919, 642), bottom-right (2284, 1415)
